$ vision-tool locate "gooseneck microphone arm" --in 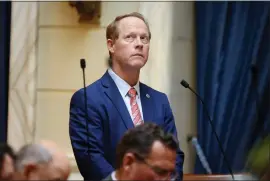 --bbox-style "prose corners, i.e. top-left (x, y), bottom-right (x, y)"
top-left (180, 80), bottom-right (234, 180)
top-left (80, 59), bottom-right (90, 154)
